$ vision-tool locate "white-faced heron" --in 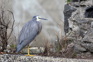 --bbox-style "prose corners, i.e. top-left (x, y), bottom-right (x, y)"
top-left (16, 15), bottom-right (47, 56)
